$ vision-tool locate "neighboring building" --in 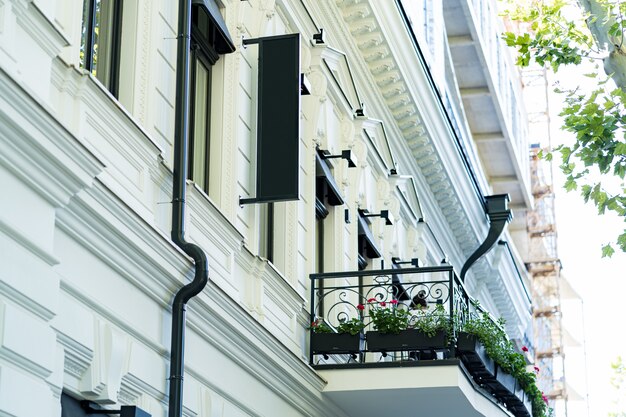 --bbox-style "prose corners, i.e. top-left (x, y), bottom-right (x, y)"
top-left (0, 1), bottom-right (537, 417)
